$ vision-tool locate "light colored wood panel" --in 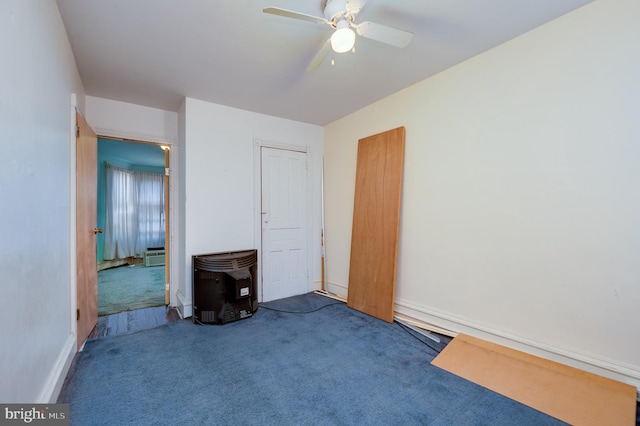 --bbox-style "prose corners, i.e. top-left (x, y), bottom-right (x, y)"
top-left (347, 127), bottom-right (405, 322)
top-left (432, 334), bottom-right (637, 426)
top-left (76, 112), bottom-right (98, 349)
